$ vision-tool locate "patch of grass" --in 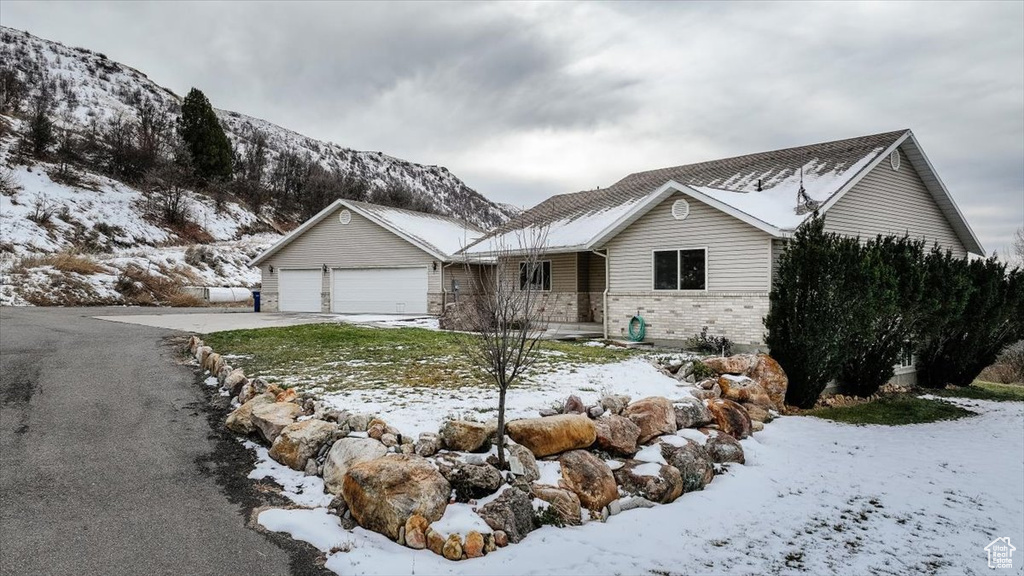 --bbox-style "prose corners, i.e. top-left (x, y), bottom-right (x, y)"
top-left (203, 323), bottom-right (636, 392)
top-left (18, 251), bottom-right (107, 275)
top-left (930, 380), bottom-right (1024, 402)
top-left (806, 395), bottom-right (976, 426)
